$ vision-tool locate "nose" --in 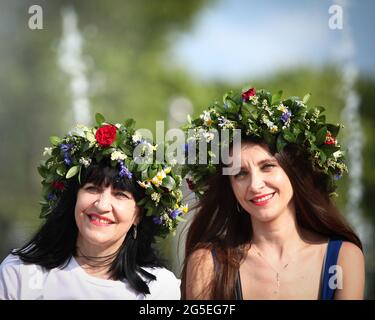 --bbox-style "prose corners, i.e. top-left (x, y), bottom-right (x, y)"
top-left (94, 191), bottom-right (112, 212)
top-left (247, 171), bottom-right (265, 193)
